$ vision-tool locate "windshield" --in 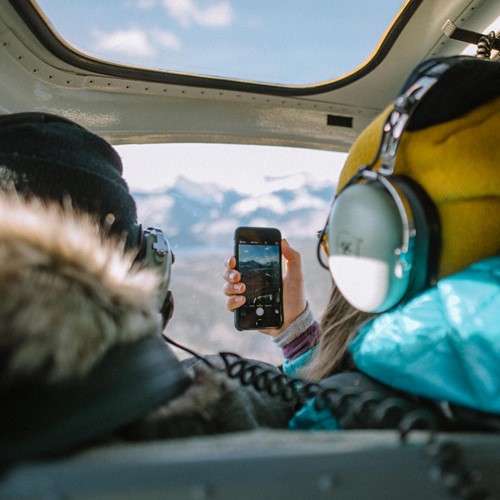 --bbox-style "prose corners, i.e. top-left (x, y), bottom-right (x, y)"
top-left (34, 0), bottom-right (406, 85)
top-left (118, 143), bottom-right (344, 363)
